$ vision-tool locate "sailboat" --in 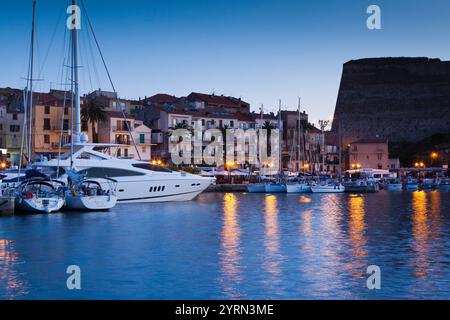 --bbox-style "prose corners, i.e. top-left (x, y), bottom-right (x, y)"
top-left (15, 174), bottom-right (65, 213)
top-left (64, 169), bottom-right (118, 210)
top-left (286, 97), bottom-right (311, 193)
top-left (265, 100), bottom-right (287, 193)
top-left (247, 105), bottom-right (268, 193)
top-left (31, 0), bottom-right (214, 203)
